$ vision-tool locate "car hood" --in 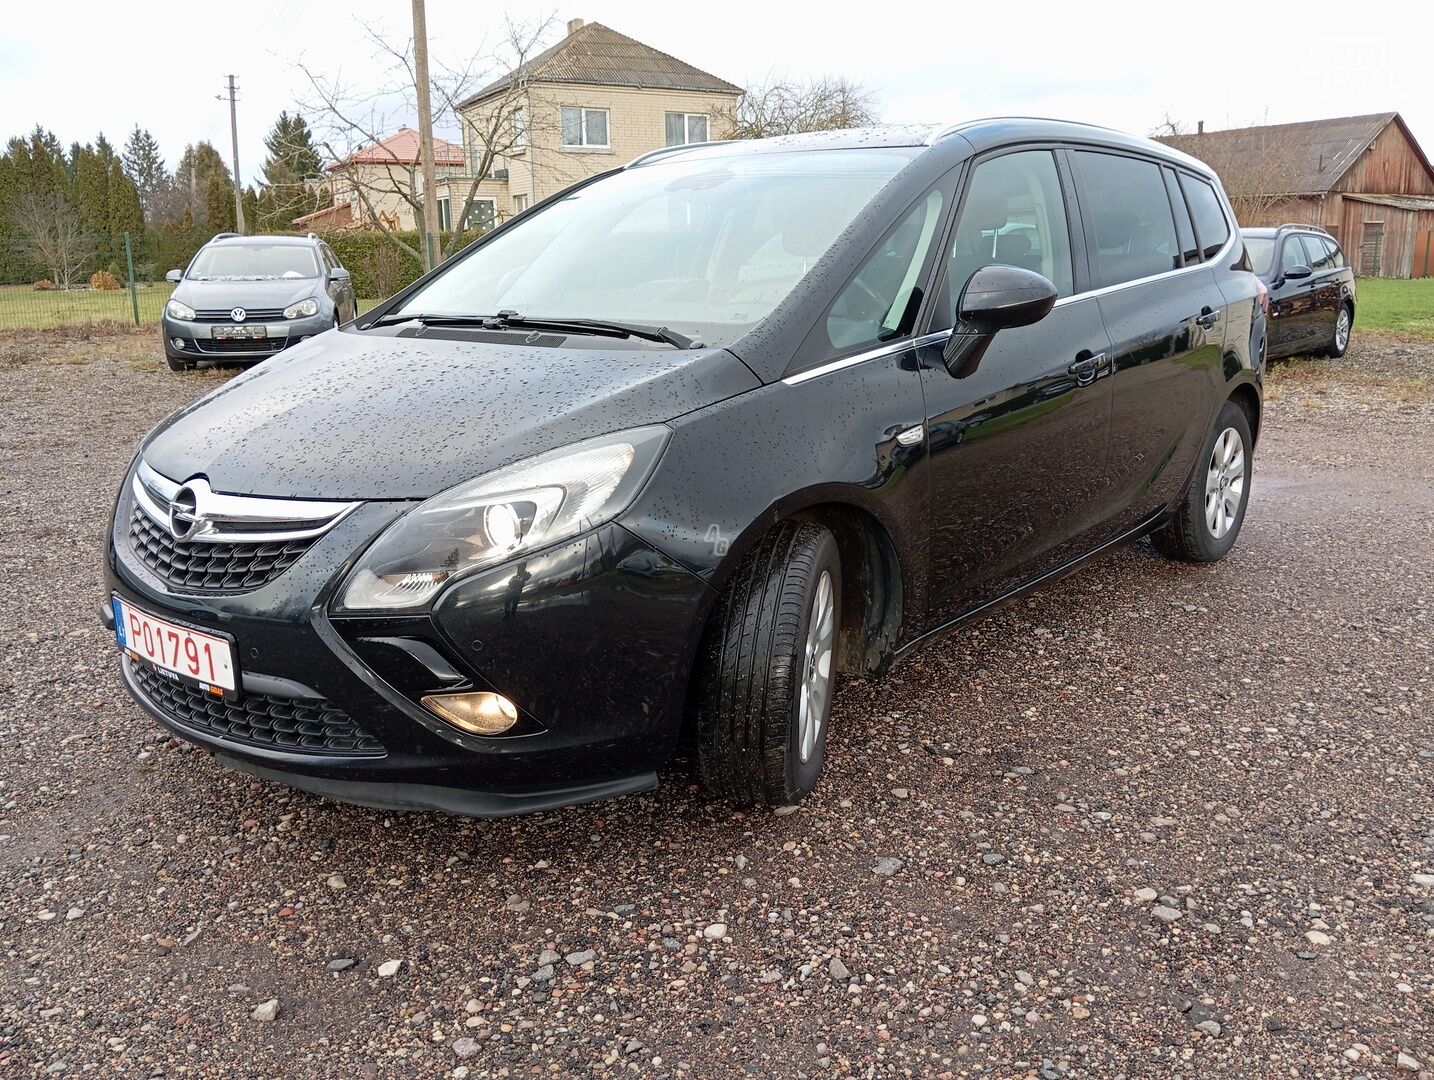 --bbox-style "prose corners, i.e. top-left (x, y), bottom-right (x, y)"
top-left (173, 277), bottom-right (322, 311)
top-left (141, 327), bottom-right (761, 499)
